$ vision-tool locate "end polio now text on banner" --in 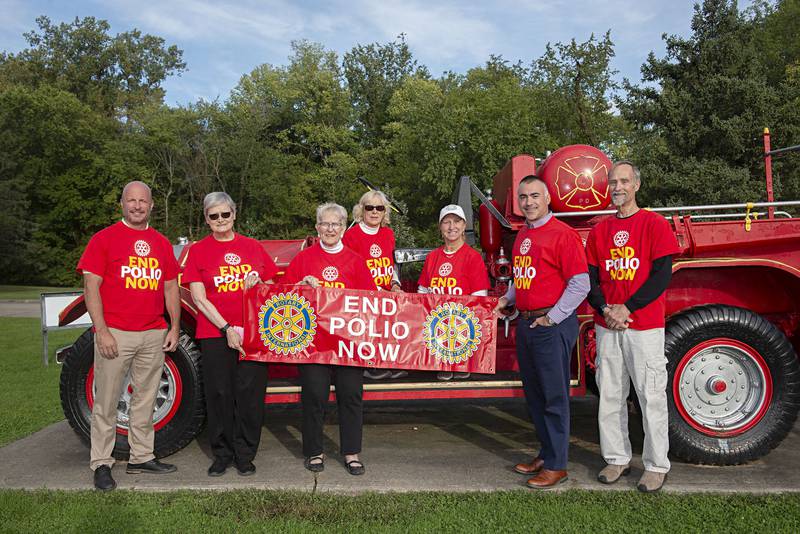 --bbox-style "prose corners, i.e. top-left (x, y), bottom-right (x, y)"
top-left (242, 284), bottom-right (498, 373)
